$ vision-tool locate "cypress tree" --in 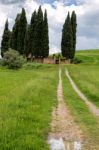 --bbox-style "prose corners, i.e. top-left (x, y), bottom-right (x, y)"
top-left (24, 25), bottom-right (30, 56)
top-left (36, 6), bottom-right (44, 58)
top-left (17, 8), bottom-right (27, 54)
top-left (43, 9), bottom-right (49, 58)
top-left (29, 10), bottom-right (37, 57)
top-left (61, 12), bottom-right (73, 60)
top-left (71, 11), bottom-right (77, 59)
top-left (1, 19), bottom-right (10, 57)
top-left (10, 14), bottom-right (20, 50)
